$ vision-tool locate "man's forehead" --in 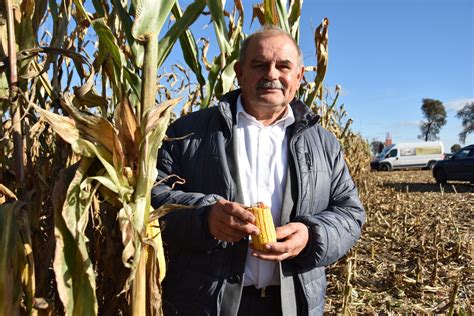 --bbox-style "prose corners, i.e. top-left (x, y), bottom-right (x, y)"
top-left (249, 33), bottom-right (295, 47)
top-left (250, 55), bottom-right (295, 64)
top-left (247, 35), bottom-right (299, 59)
